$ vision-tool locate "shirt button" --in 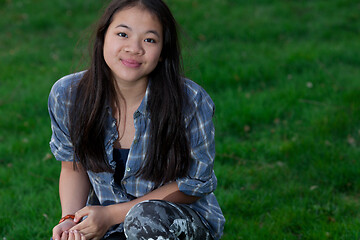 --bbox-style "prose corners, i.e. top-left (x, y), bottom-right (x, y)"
top-left (126, 167), bottom-right (131, 172)
top-left (122, 181), bottom-right (127, 185)
top-left (133, 139), bottom-right (139, 144)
